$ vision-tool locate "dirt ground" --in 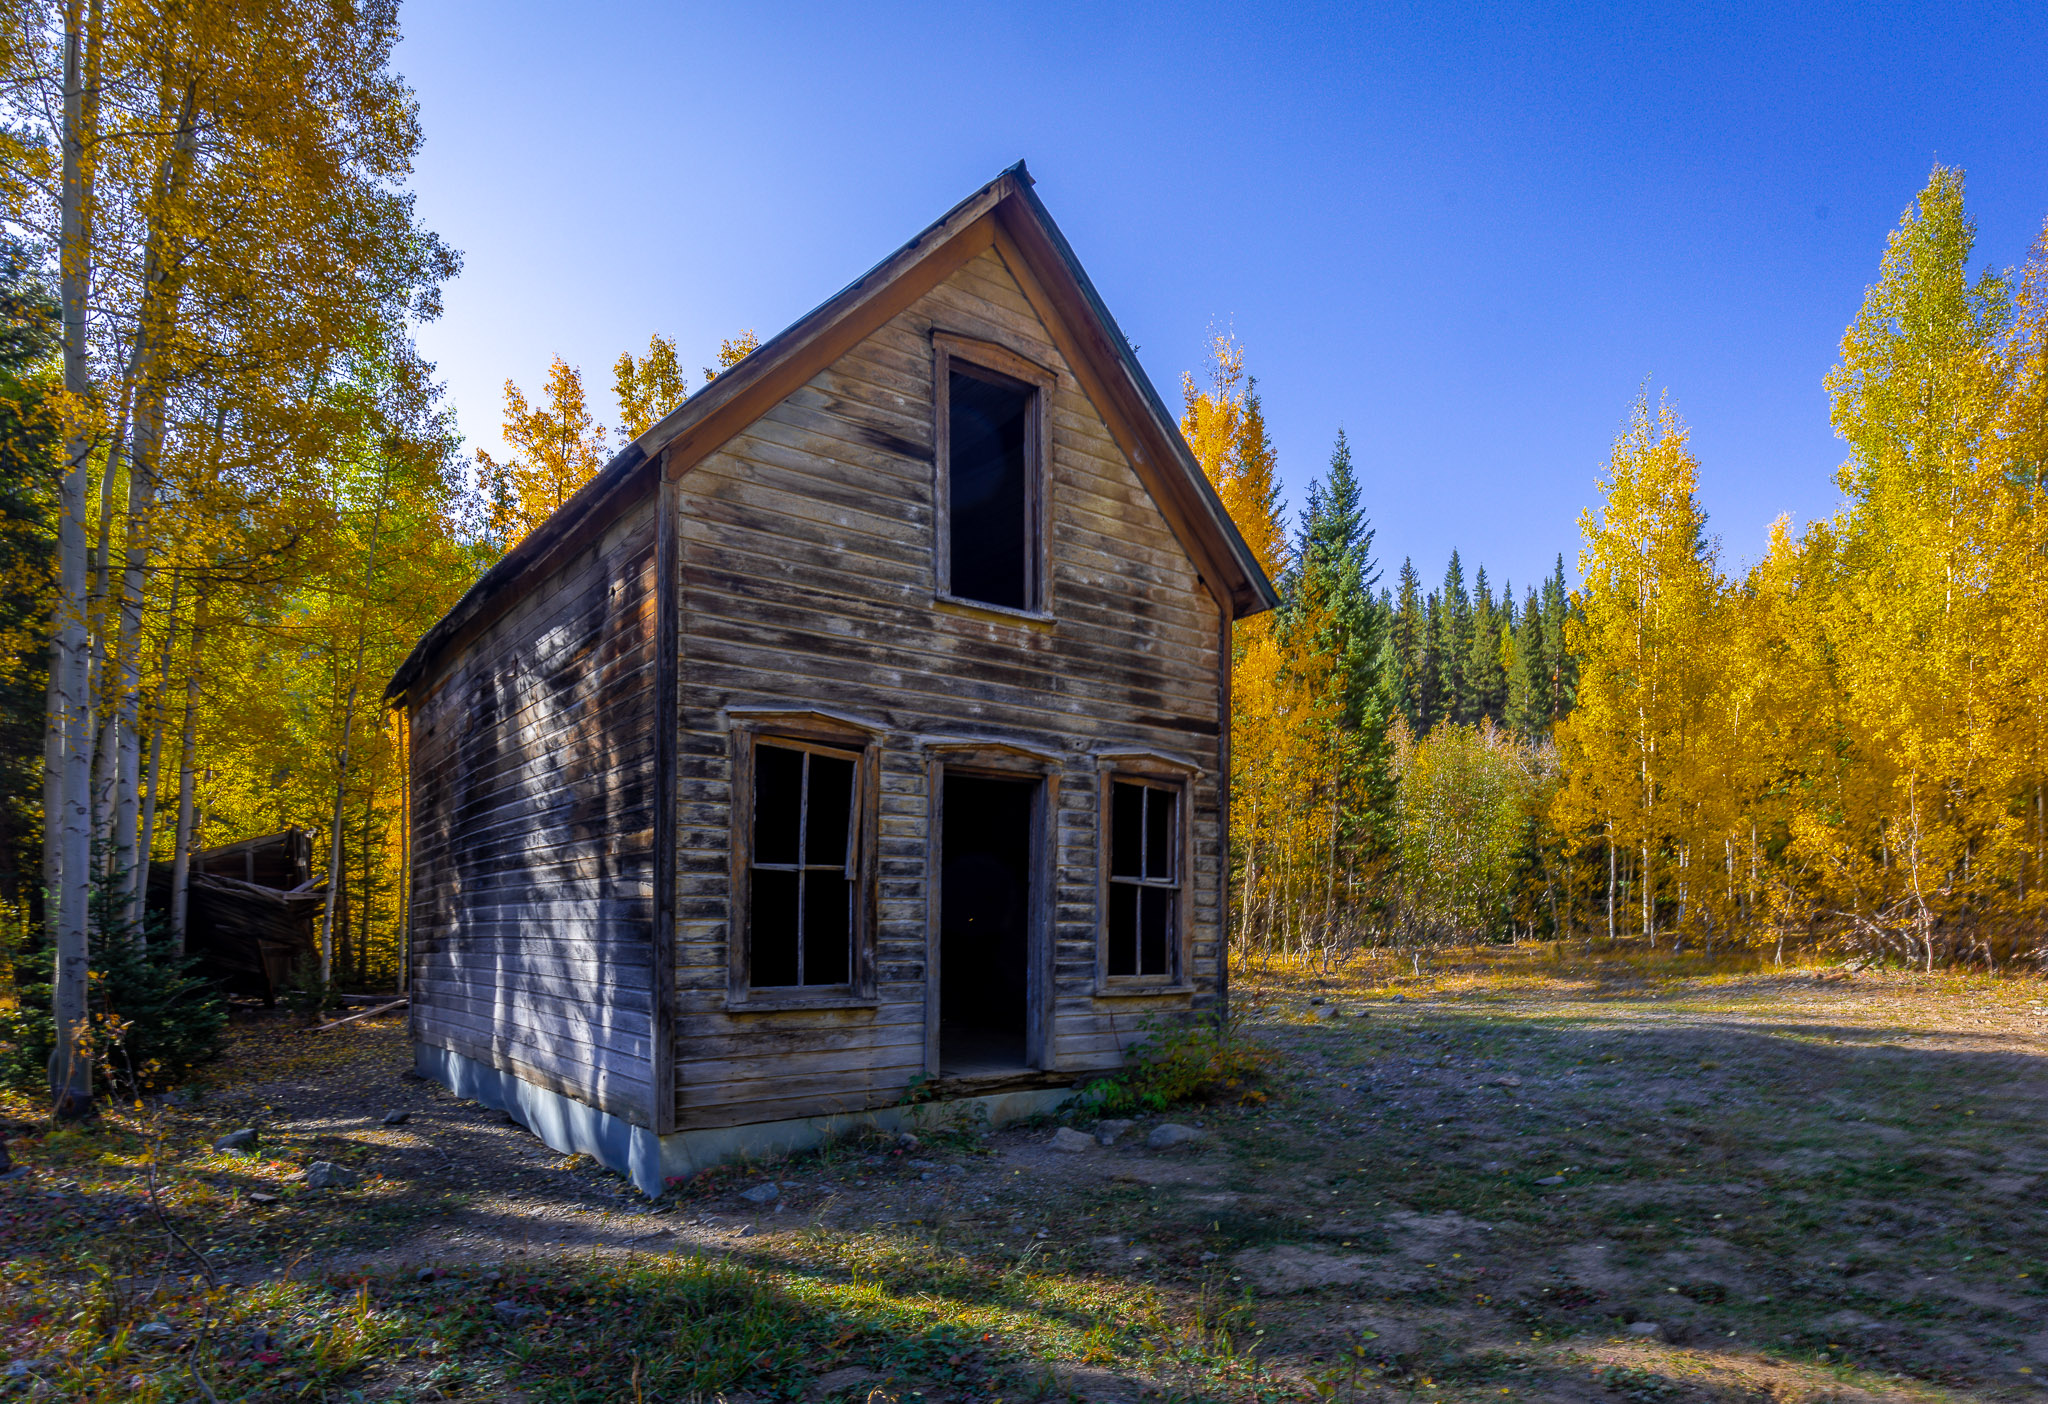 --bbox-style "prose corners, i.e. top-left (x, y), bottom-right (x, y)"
top-left (4, 946), bottom-right (2047, 1402)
